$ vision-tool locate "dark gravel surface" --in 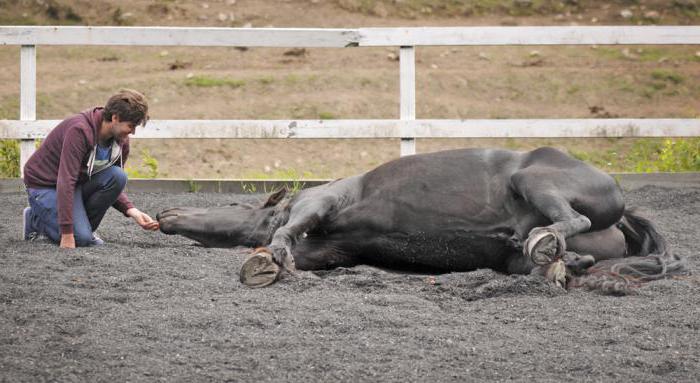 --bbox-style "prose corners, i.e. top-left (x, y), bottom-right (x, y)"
top-left (1, 185), bottom-right (699, 382)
